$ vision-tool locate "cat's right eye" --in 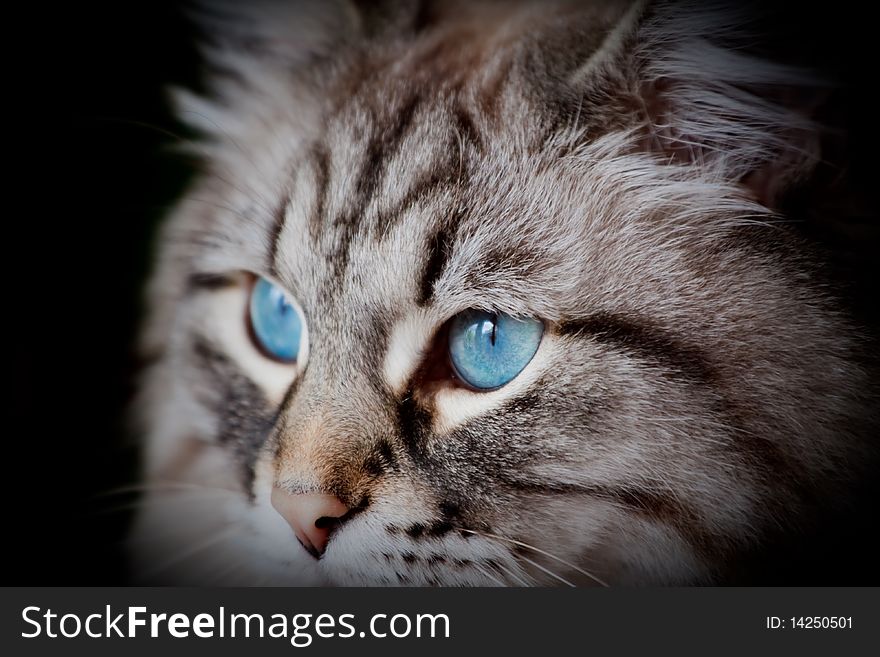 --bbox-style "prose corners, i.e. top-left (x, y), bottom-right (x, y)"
top-left (448, 310), bottom-right (543, 390)
top-left (247, 277), bottom-right (306, 363)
